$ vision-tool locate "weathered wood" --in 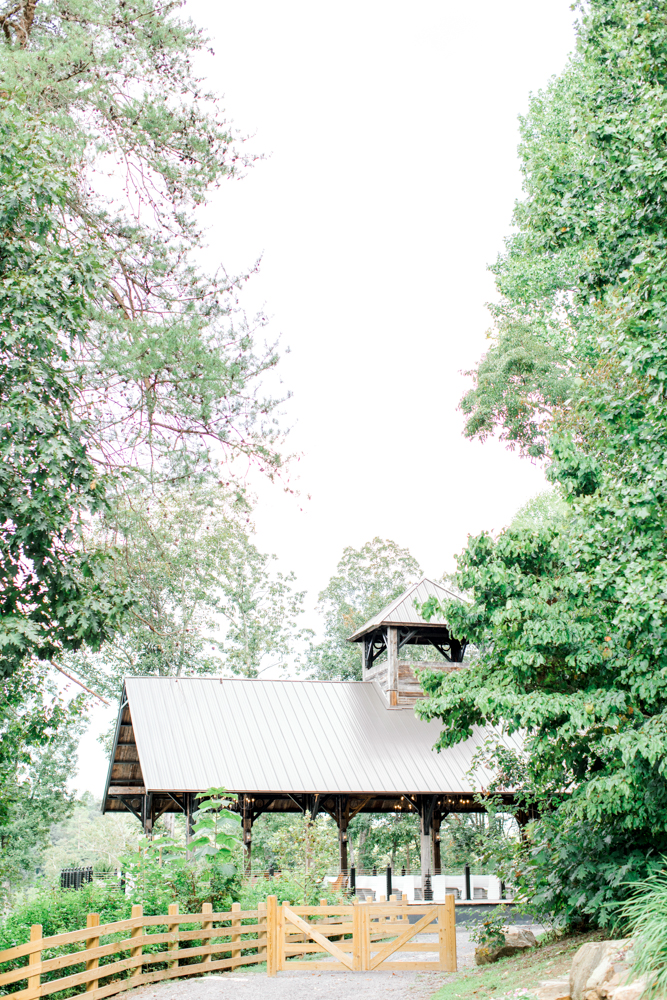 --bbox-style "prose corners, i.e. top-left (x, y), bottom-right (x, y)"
top-left (85, 913), bottom-right (100, 993)
top-left (283, 907), bottom-right (353, 971)
top-left (130, 905), bottom-right (143, 987)
top-left (108, 786), bottom-right (146, 796)
top-left (387, 627), bottom-right (399, 706)
top-left (28, 925), bottom-right (41, 994)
